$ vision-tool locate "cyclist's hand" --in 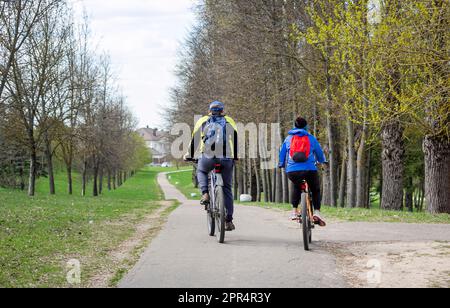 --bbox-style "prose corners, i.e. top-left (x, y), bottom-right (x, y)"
top-left (316, 161), bottom-right (329, 169)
